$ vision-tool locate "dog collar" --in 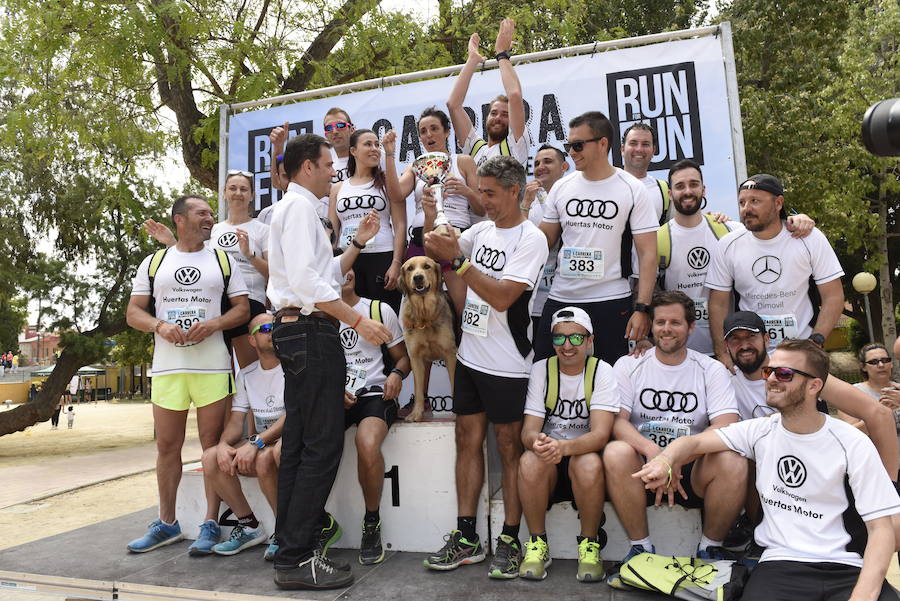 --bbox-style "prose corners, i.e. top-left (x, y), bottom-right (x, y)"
top-left (404, 321), bottom-right (428, 330)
